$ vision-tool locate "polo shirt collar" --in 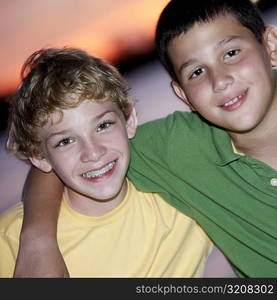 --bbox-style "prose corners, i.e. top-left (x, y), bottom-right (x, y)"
top-left (212, 127), bottom-right (242, 166)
